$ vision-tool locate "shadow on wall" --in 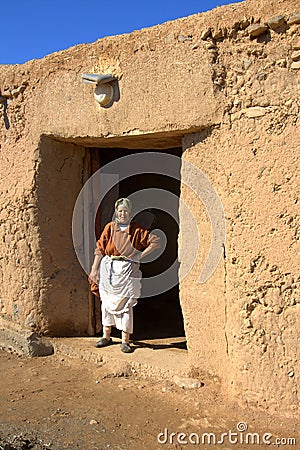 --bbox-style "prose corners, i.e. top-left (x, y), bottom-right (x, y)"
top-left (0, 97), bottom-right (10, 129)
top-left (35, 136), bottom-right (89, 336)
